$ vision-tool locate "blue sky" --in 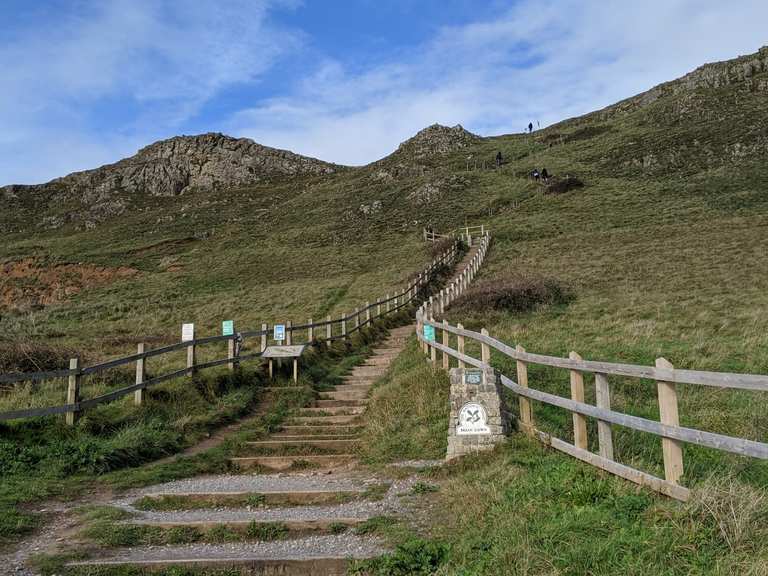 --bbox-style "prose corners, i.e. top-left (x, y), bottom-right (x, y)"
top-left (1, 0), bottom-right (767, 185)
